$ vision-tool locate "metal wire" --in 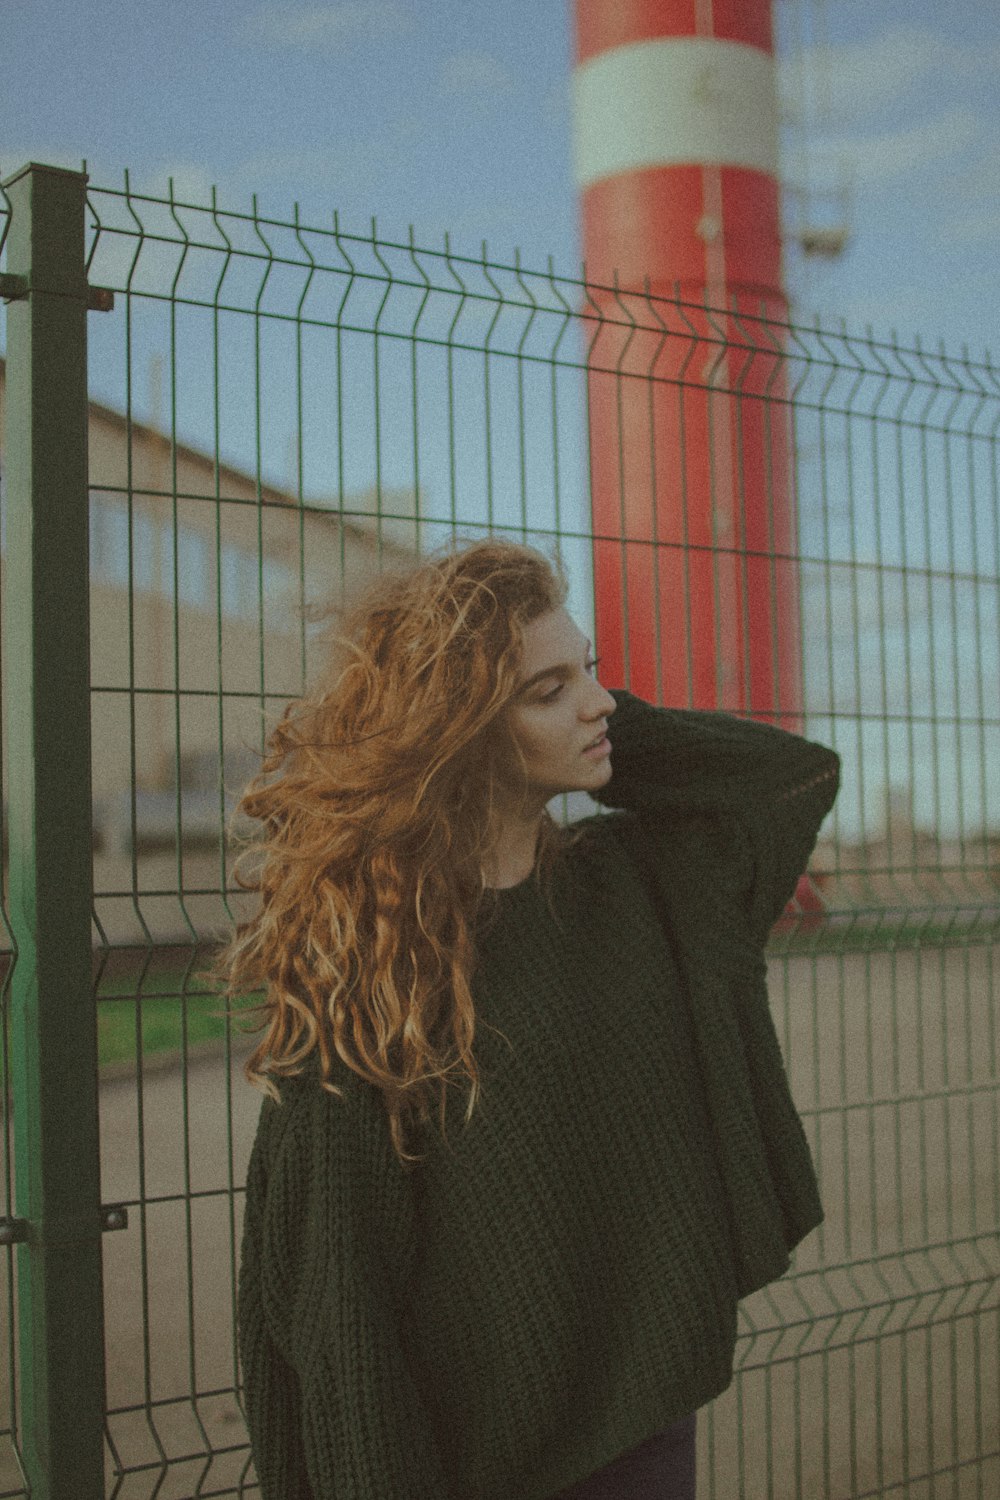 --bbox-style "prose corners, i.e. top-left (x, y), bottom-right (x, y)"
top-left (0, 167), bottom-right (997, 1498)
